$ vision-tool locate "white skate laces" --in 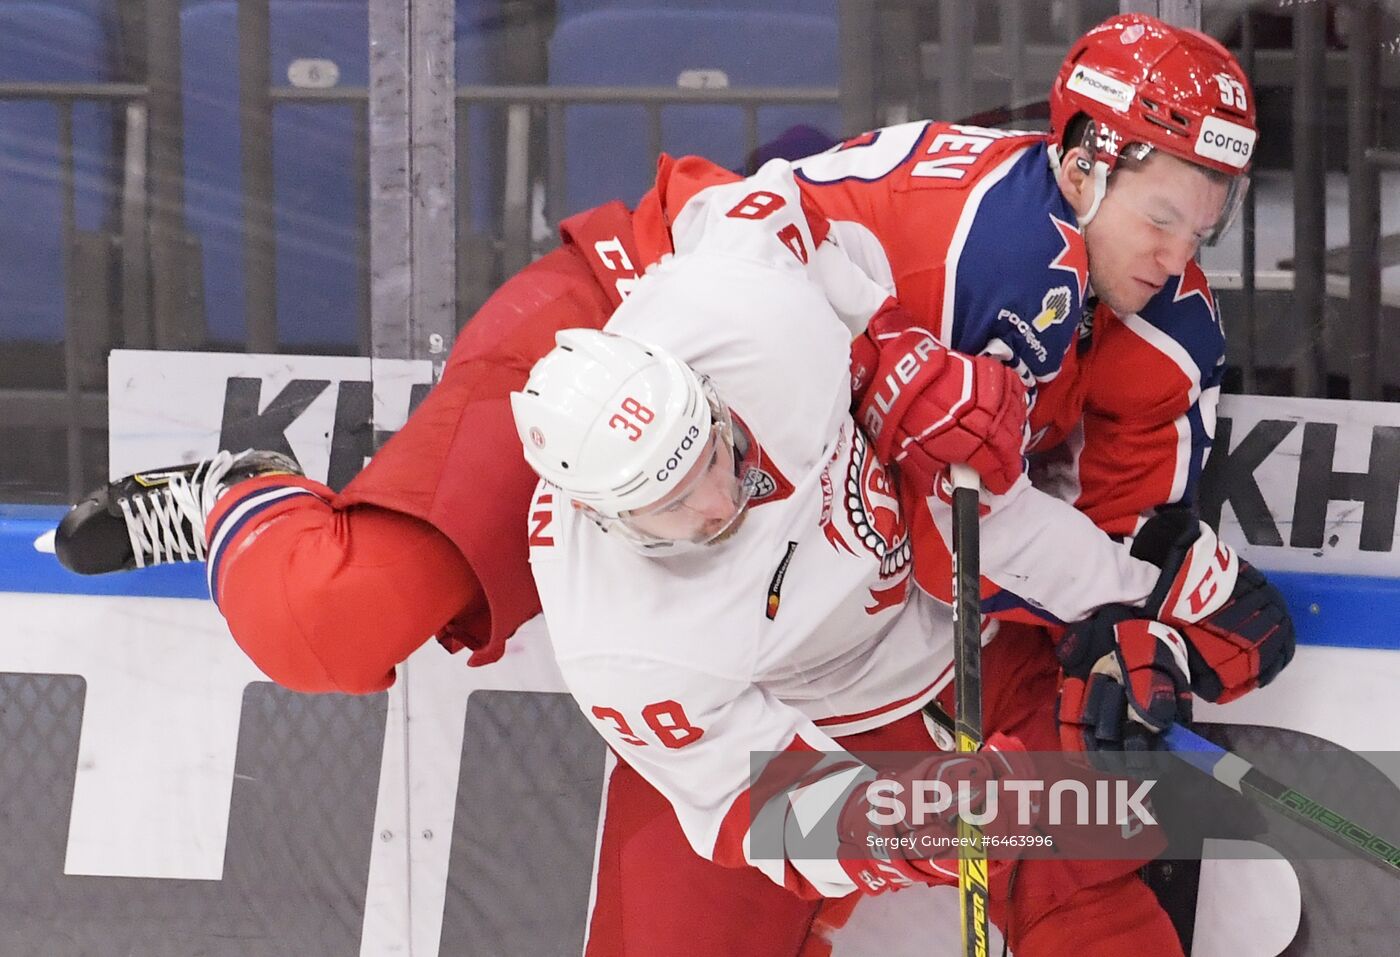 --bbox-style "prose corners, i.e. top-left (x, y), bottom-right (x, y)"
top-left (117, 451), bottom-right (241, 569)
